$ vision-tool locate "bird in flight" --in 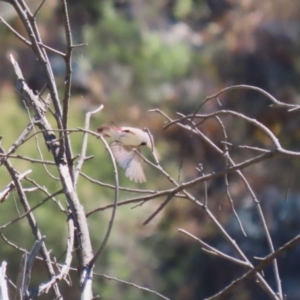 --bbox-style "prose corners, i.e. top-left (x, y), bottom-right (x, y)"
top-left (97, 123), bottom-right (153, 183)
